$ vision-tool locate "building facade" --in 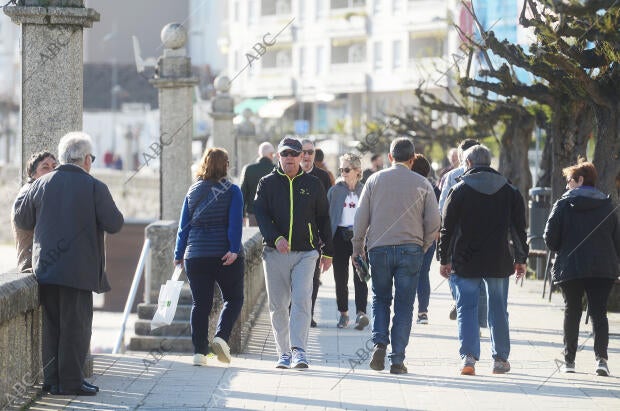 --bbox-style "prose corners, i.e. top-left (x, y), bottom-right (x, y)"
top-left (225, 0), bottom-right (456, 140)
